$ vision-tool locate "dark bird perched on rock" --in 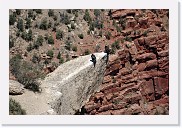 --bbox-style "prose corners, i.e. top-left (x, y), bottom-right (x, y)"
top-left (104, 45), bottom-right (110, 64)
top-left (90, 54), bottom-right (96, 67)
